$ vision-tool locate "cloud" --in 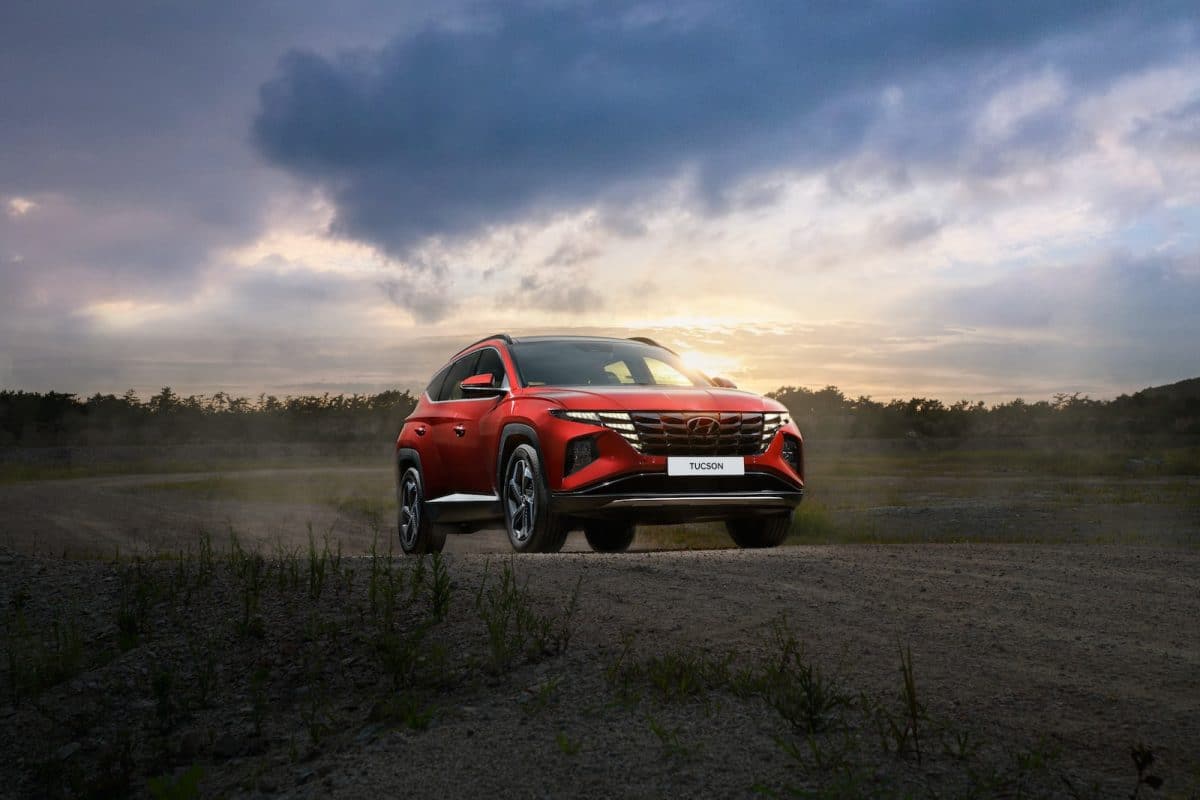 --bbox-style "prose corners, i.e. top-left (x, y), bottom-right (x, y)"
top-left (506, 271), bottom-right (605, 313)
top-left (898, 250), bottom-right (1200, 388)
top-left (380, 279), bottom-right (454, 323)
top-left (0, 1), bottom-right (458, 304)
top-left (253, 1), bottom-right (1195, 258)
top-left (5, 197), bottom-right (37, 217)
